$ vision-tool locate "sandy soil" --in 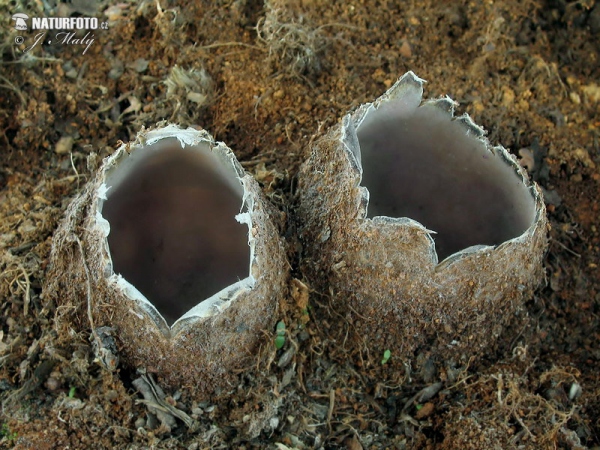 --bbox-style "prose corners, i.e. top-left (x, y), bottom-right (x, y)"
top-left (0, 0), bottom-right (599, 448)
